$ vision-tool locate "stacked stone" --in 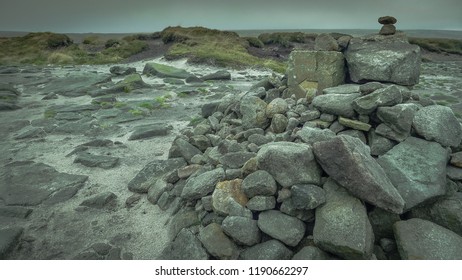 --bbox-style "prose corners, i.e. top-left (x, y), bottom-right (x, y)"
top-left (379, 16), bottom-right (397, 35)
top-left (126, 68), bottom-right (462, 259)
